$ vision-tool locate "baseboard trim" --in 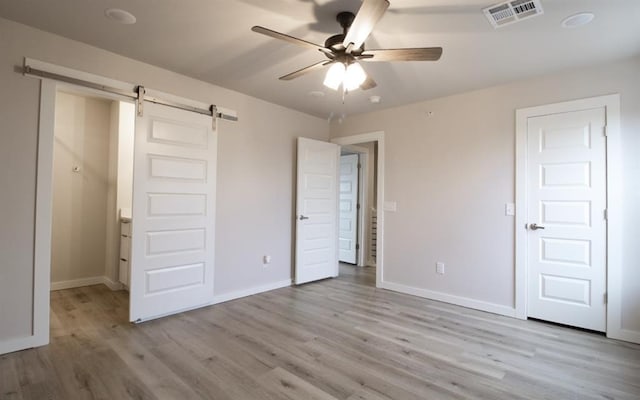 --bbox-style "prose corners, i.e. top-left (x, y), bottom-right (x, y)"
top-left (0, 334), bottom-right (48, 356)
top-left (51, 276), bottom-right (124, 291)
top-left (380, 280), bottom-right (517, 318)
top-left (51, 276), bottom-right (105, 291)
top-left (103, 276), bottom-right (124, 291)
top-left (608, 328), bottom-right (640, 344)
top-left (212, 279), bottom-right (292, 305)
